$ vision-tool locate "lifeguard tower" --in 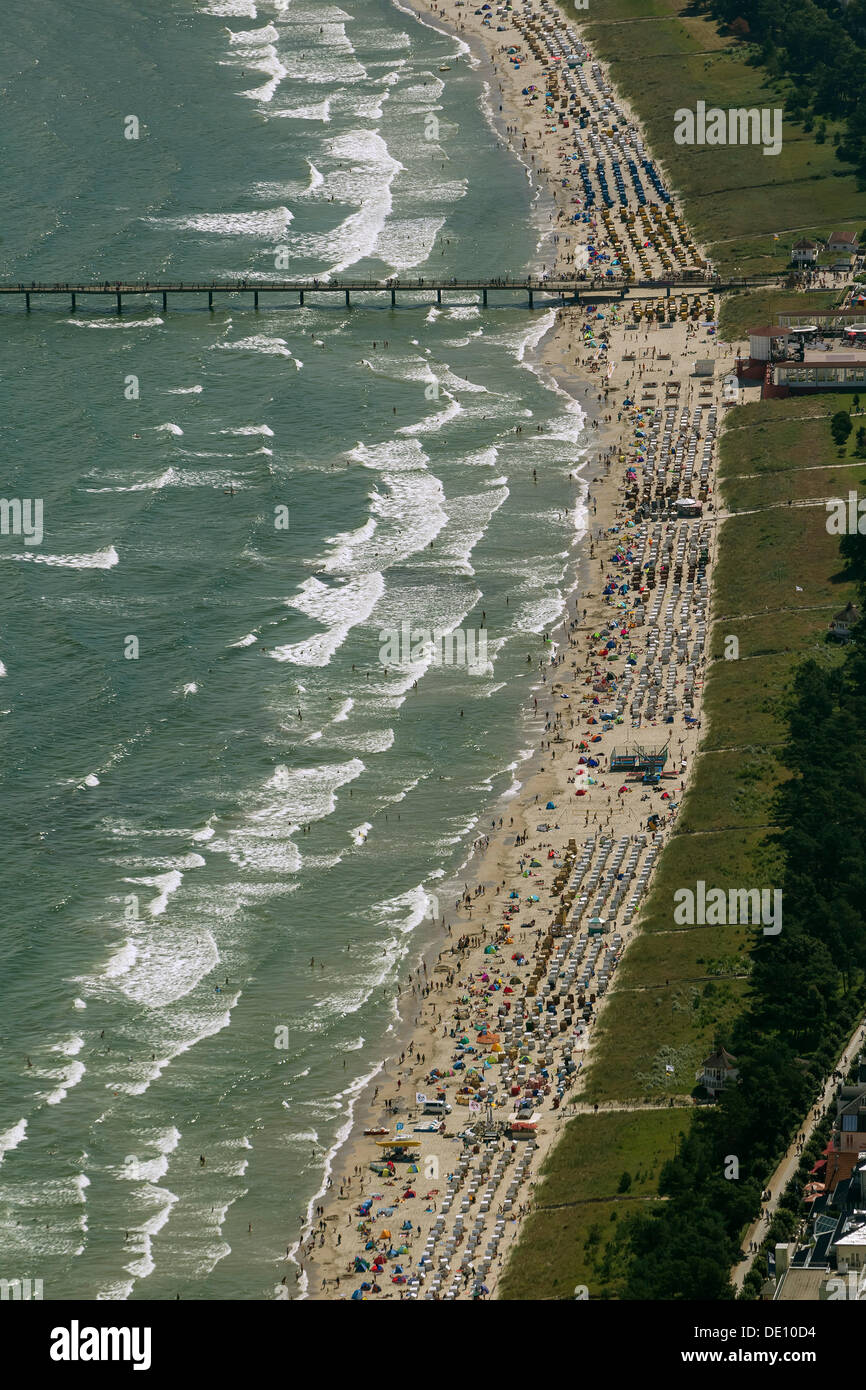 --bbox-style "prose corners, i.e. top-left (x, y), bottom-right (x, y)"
top-left (608, 743), bottom-right (668, 775)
